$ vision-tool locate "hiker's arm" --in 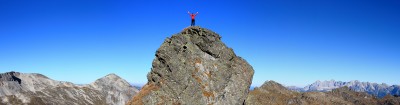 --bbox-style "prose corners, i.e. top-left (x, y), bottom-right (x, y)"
top-left (195, 12), bottom-right (198, 15)
top-left (188, 11), bottom-right (190, 14)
